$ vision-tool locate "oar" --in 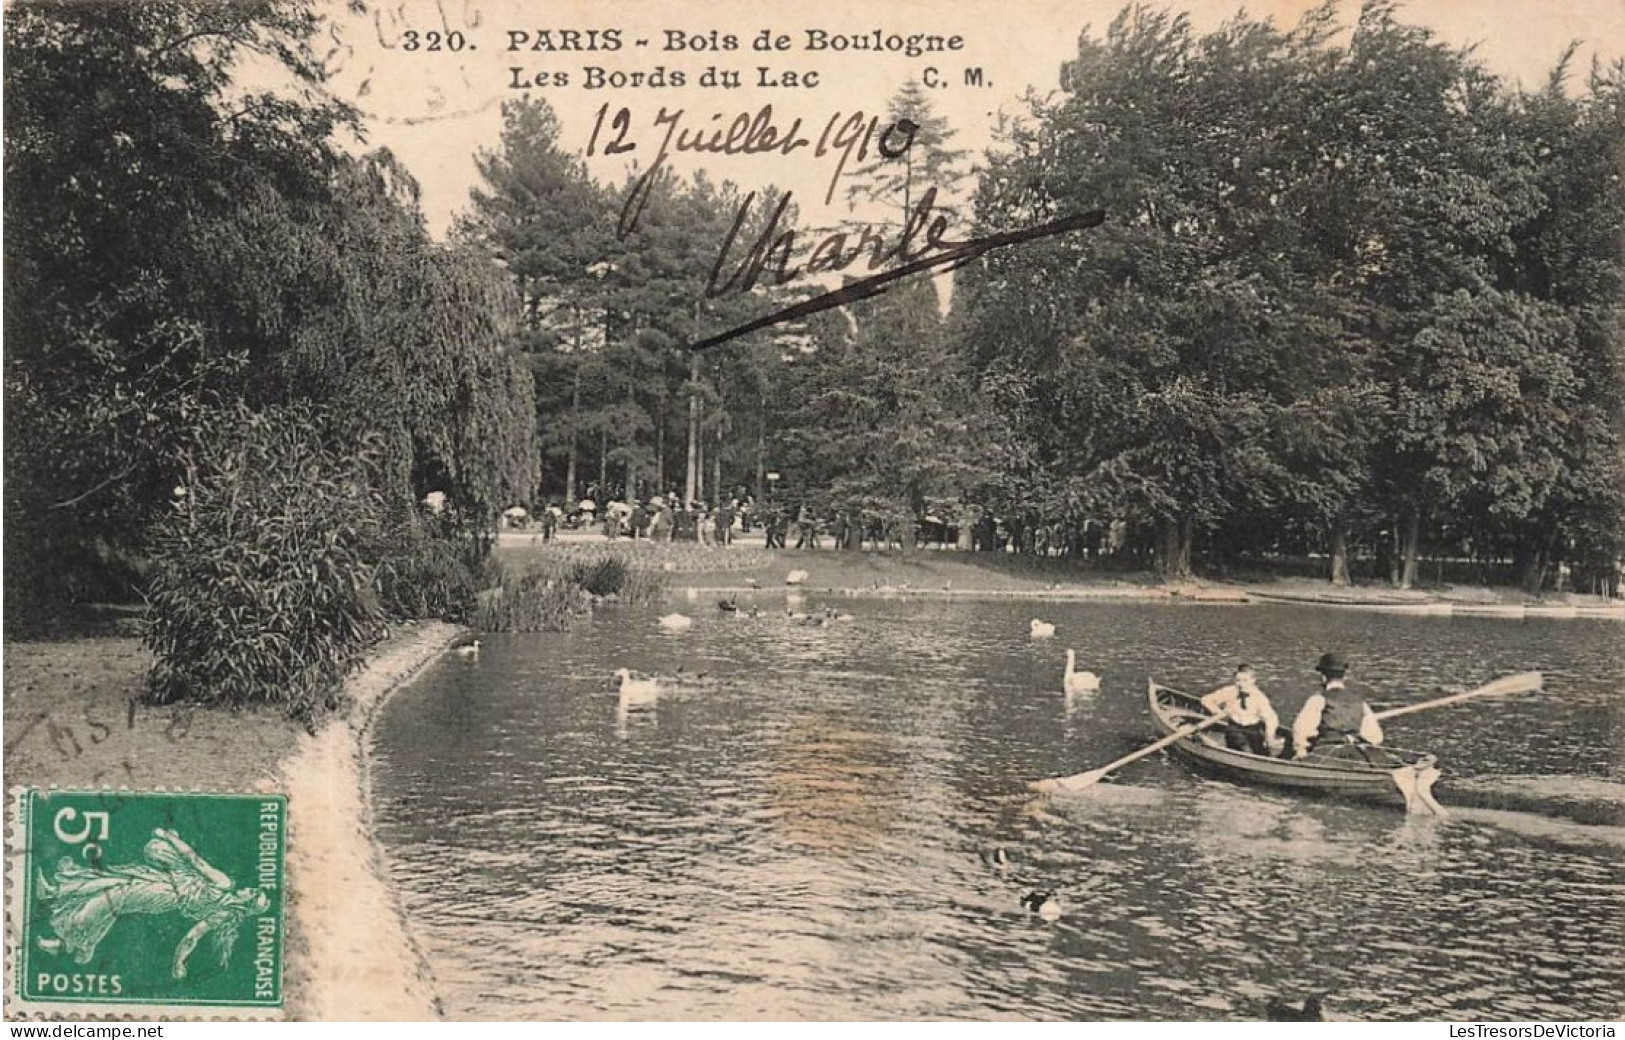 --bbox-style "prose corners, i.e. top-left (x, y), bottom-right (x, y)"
top-left (1373, 671), bottom-right (1543, 721)
top-left (1029, 714), bottom-right (1227, 795)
